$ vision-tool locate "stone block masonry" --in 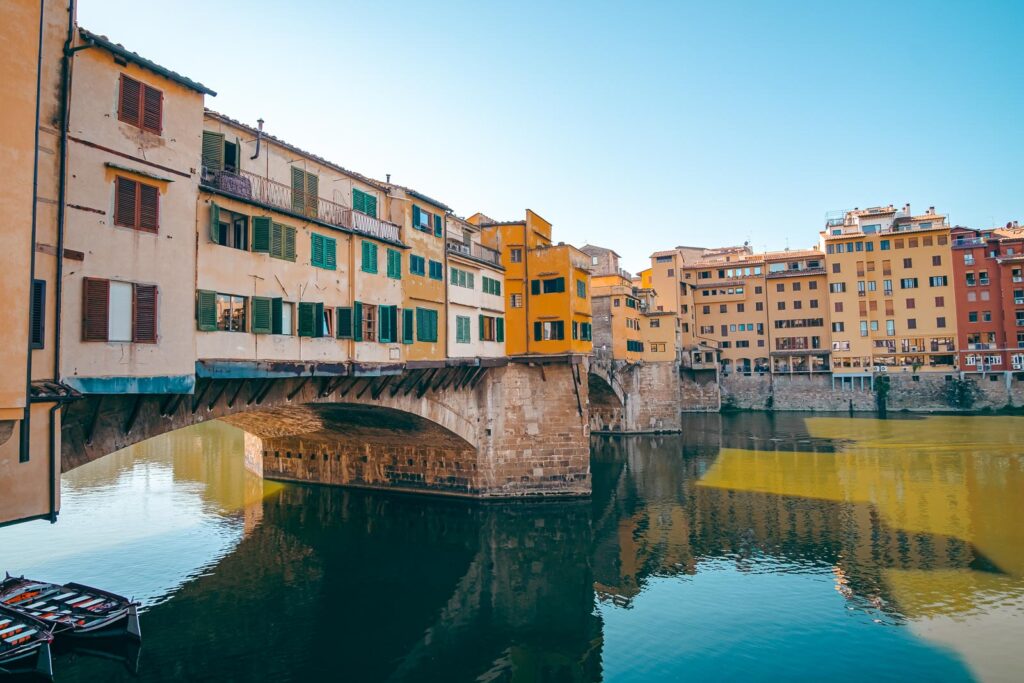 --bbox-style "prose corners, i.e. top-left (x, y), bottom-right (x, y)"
top-left (589, 360), bottom-right (683, 433)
